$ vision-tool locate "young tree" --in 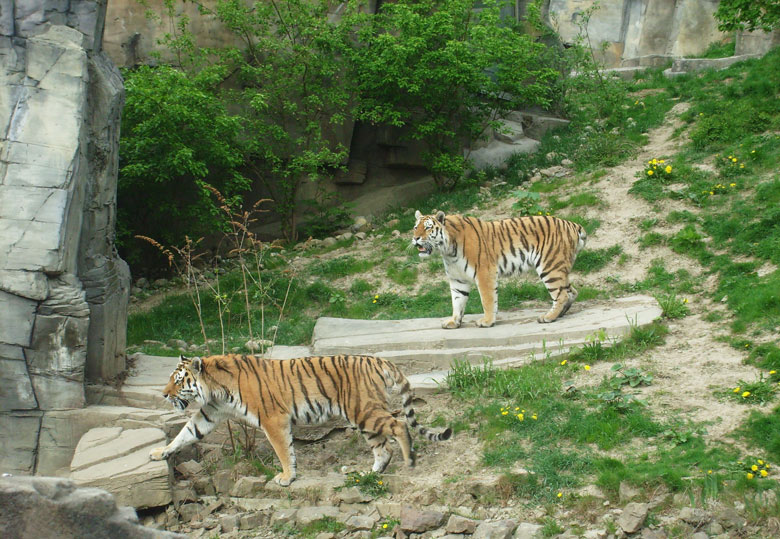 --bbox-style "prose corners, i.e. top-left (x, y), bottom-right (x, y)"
top-left (350, 0), bottom-right (556, 188)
